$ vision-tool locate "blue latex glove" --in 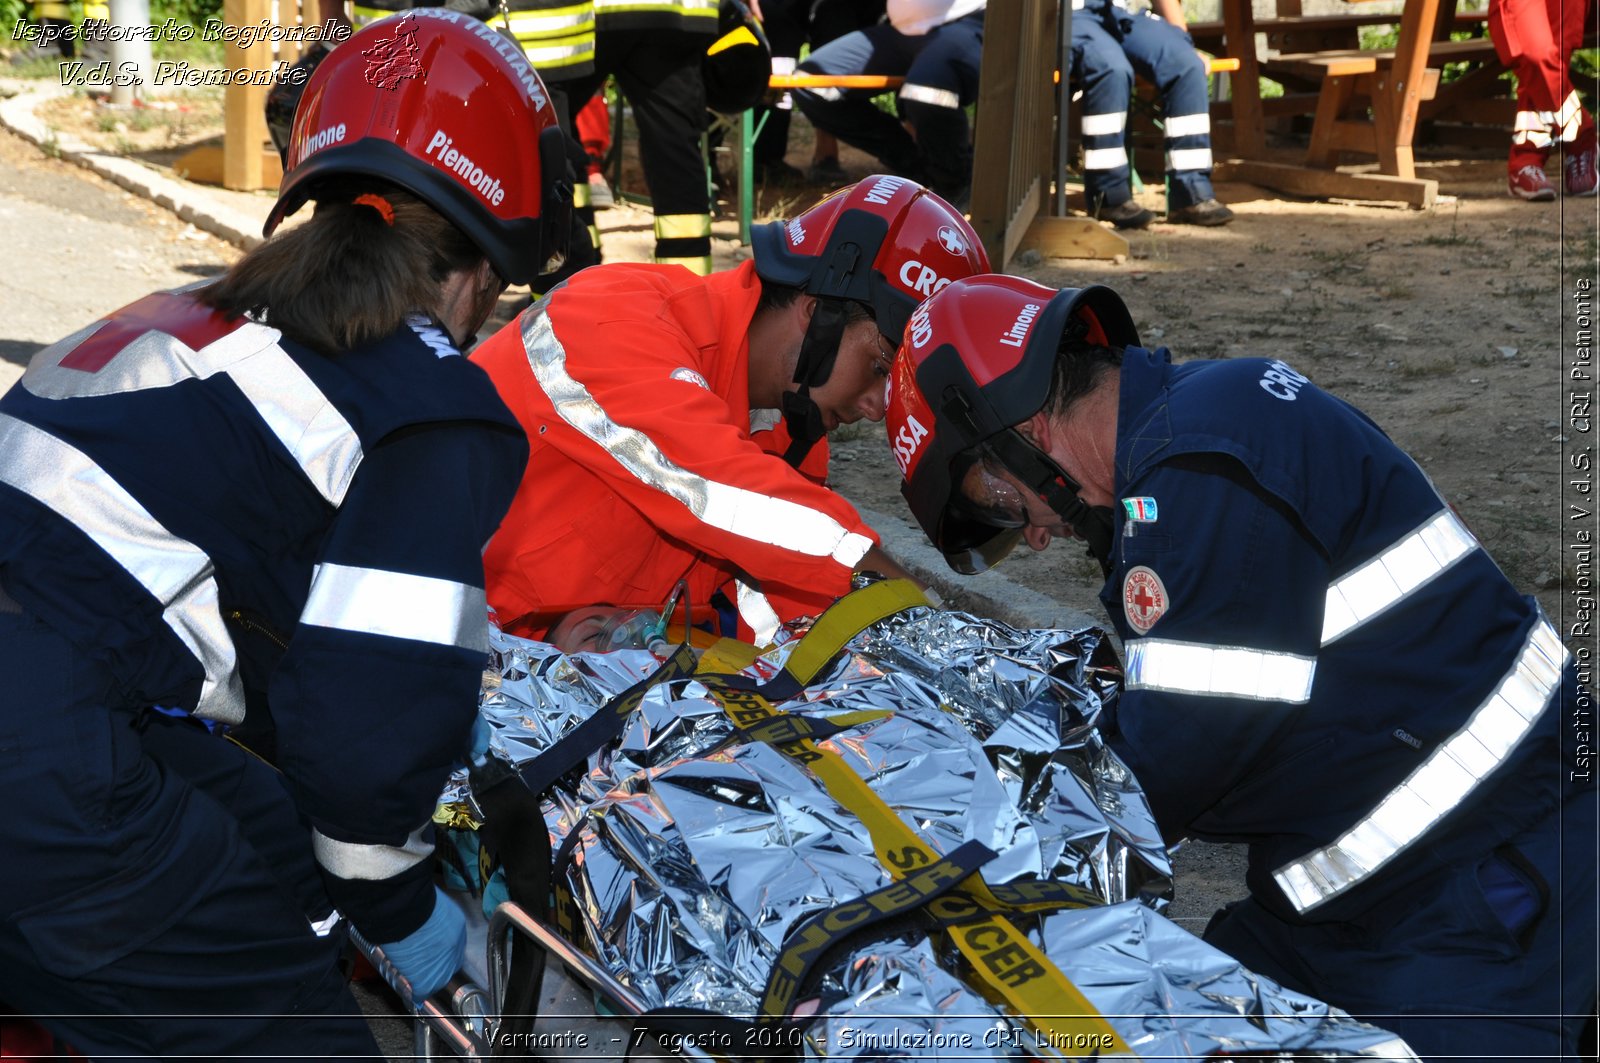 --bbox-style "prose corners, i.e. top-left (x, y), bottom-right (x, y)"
top-left (377, 886), bottom-right (466, 1000)
top-left (469, 716), bottom-right (493, 759)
